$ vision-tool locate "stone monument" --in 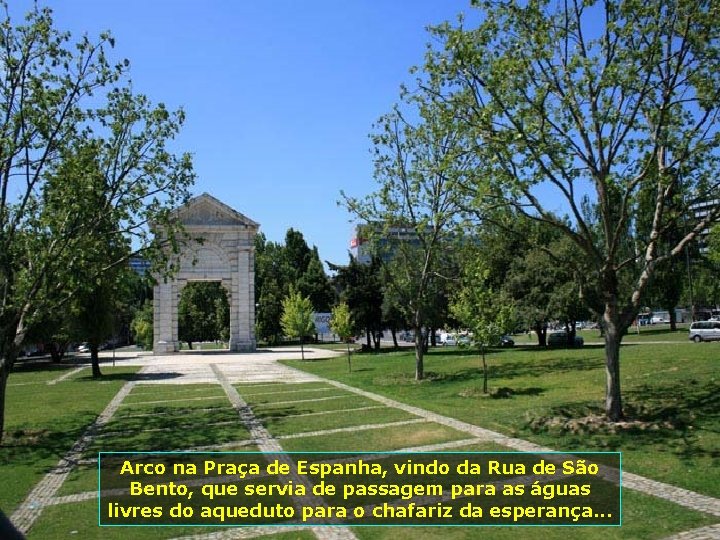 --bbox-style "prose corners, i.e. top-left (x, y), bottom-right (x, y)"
top-left (153, 193), bottom-right (259, 353)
